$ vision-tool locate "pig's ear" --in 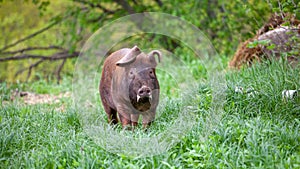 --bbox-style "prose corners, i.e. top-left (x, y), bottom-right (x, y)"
top-left (116, 46), bottom-right (141, 66)
top-left (148, 50), bottom-right (161, 64)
